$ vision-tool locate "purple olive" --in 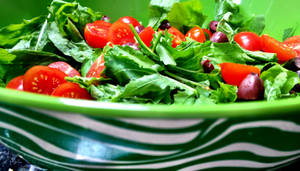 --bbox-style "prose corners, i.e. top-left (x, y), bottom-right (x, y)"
top-left (101, 15), bottom-right (111, 23)
top-left (209, 21), bottom-right (219, 33)
top-left (201, 60), bottom-right (215, 73)
top-left (285, 58), bottom-right (300, 71)
top-left (135, 25), bottom-right (145, 34)
top-left (159, 20), bottom-right (171, 30)
top-left (122, 42), bottom-right (140, 50)
top-left (237, 73), bottom-right (264, 101)
top-left (290, 70), bottom-right (300, 93)
top-left (210, 32), bottom-right (228, 43)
